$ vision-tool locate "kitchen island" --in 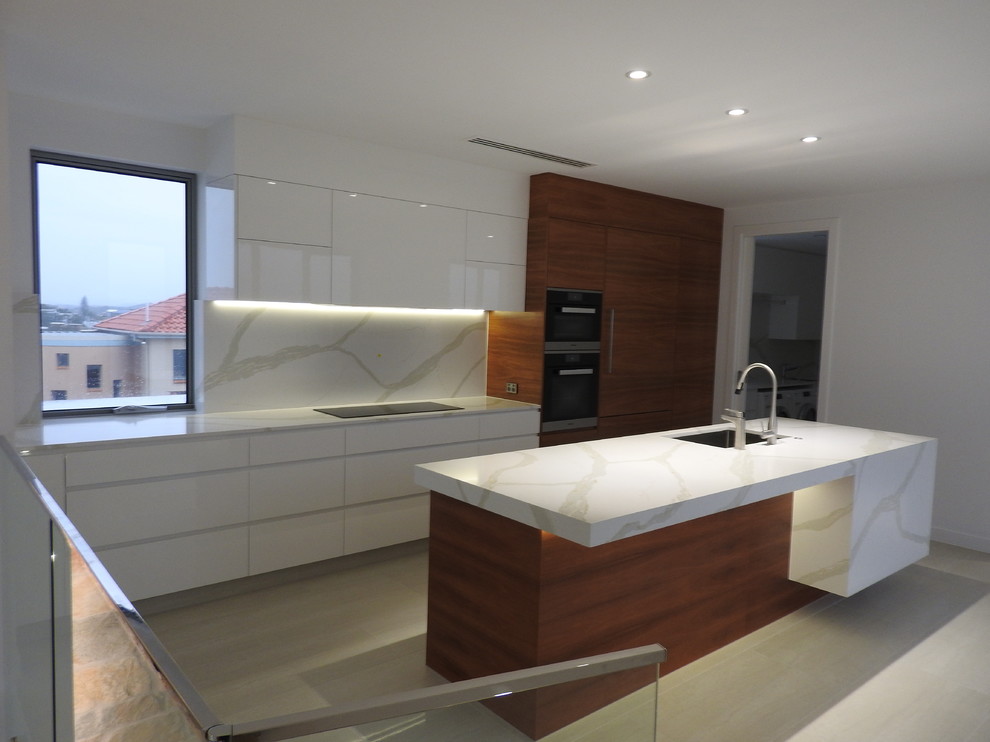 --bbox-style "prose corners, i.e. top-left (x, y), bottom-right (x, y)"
top-left (414, 418), bottom-right (936, 737)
